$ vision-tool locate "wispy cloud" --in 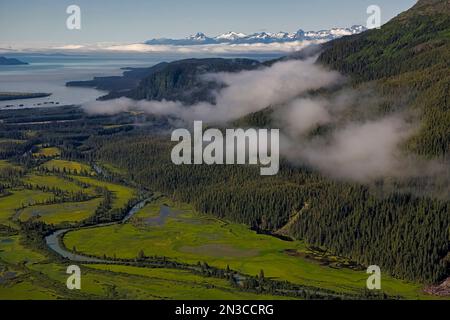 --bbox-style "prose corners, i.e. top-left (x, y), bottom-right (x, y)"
top-left (52, 44), bottom-right (86, 50)
top-left (83, 58), bottom-right (342, 122)
top-left (103, 40), bottom-right (324, 54)
top-left (82, 57), bottom-right (449, 190)
top-left (0, 40), bottom-right (324, 55)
